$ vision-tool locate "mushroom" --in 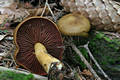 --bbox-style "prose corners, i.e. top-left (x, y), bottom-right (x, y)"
top-left (57, 13), bottom-right (91, 36)
top-left (14, 17), bottom-right (64, 75)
